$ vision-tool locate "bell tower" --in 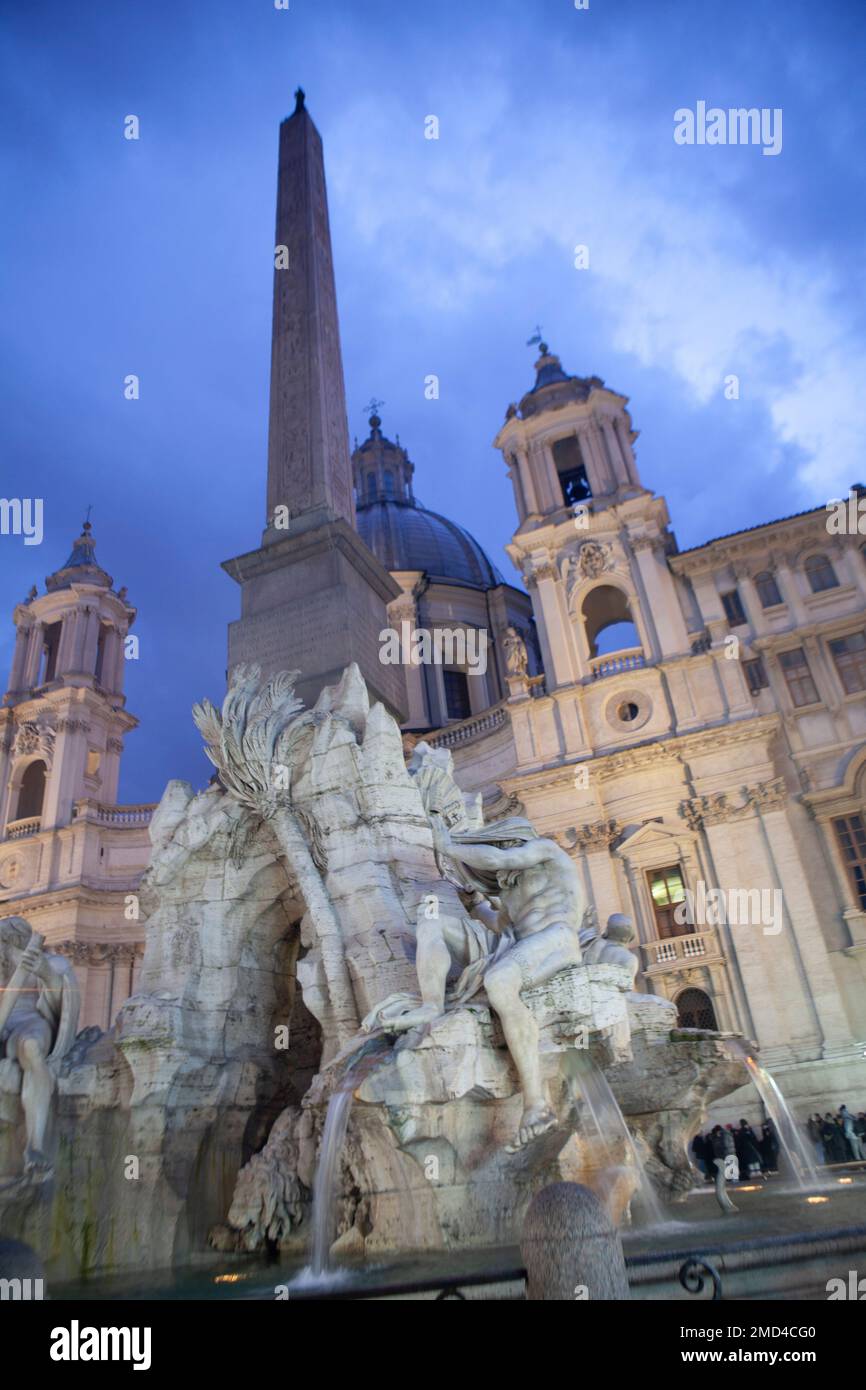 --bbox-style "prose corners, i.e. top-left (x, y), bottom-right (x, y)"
top-left (0, 519), bottom-right (138, 836)
top-left (495, 340), bottom-right (645, 531)
top-left (495, 341), bottom-right (690, 694)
